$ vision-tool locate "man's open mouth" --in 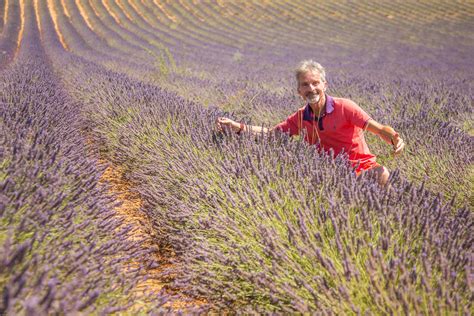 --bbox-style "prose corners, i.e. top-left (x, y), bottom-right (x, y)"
top-left (307, 93), bottom-right (320, 103)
